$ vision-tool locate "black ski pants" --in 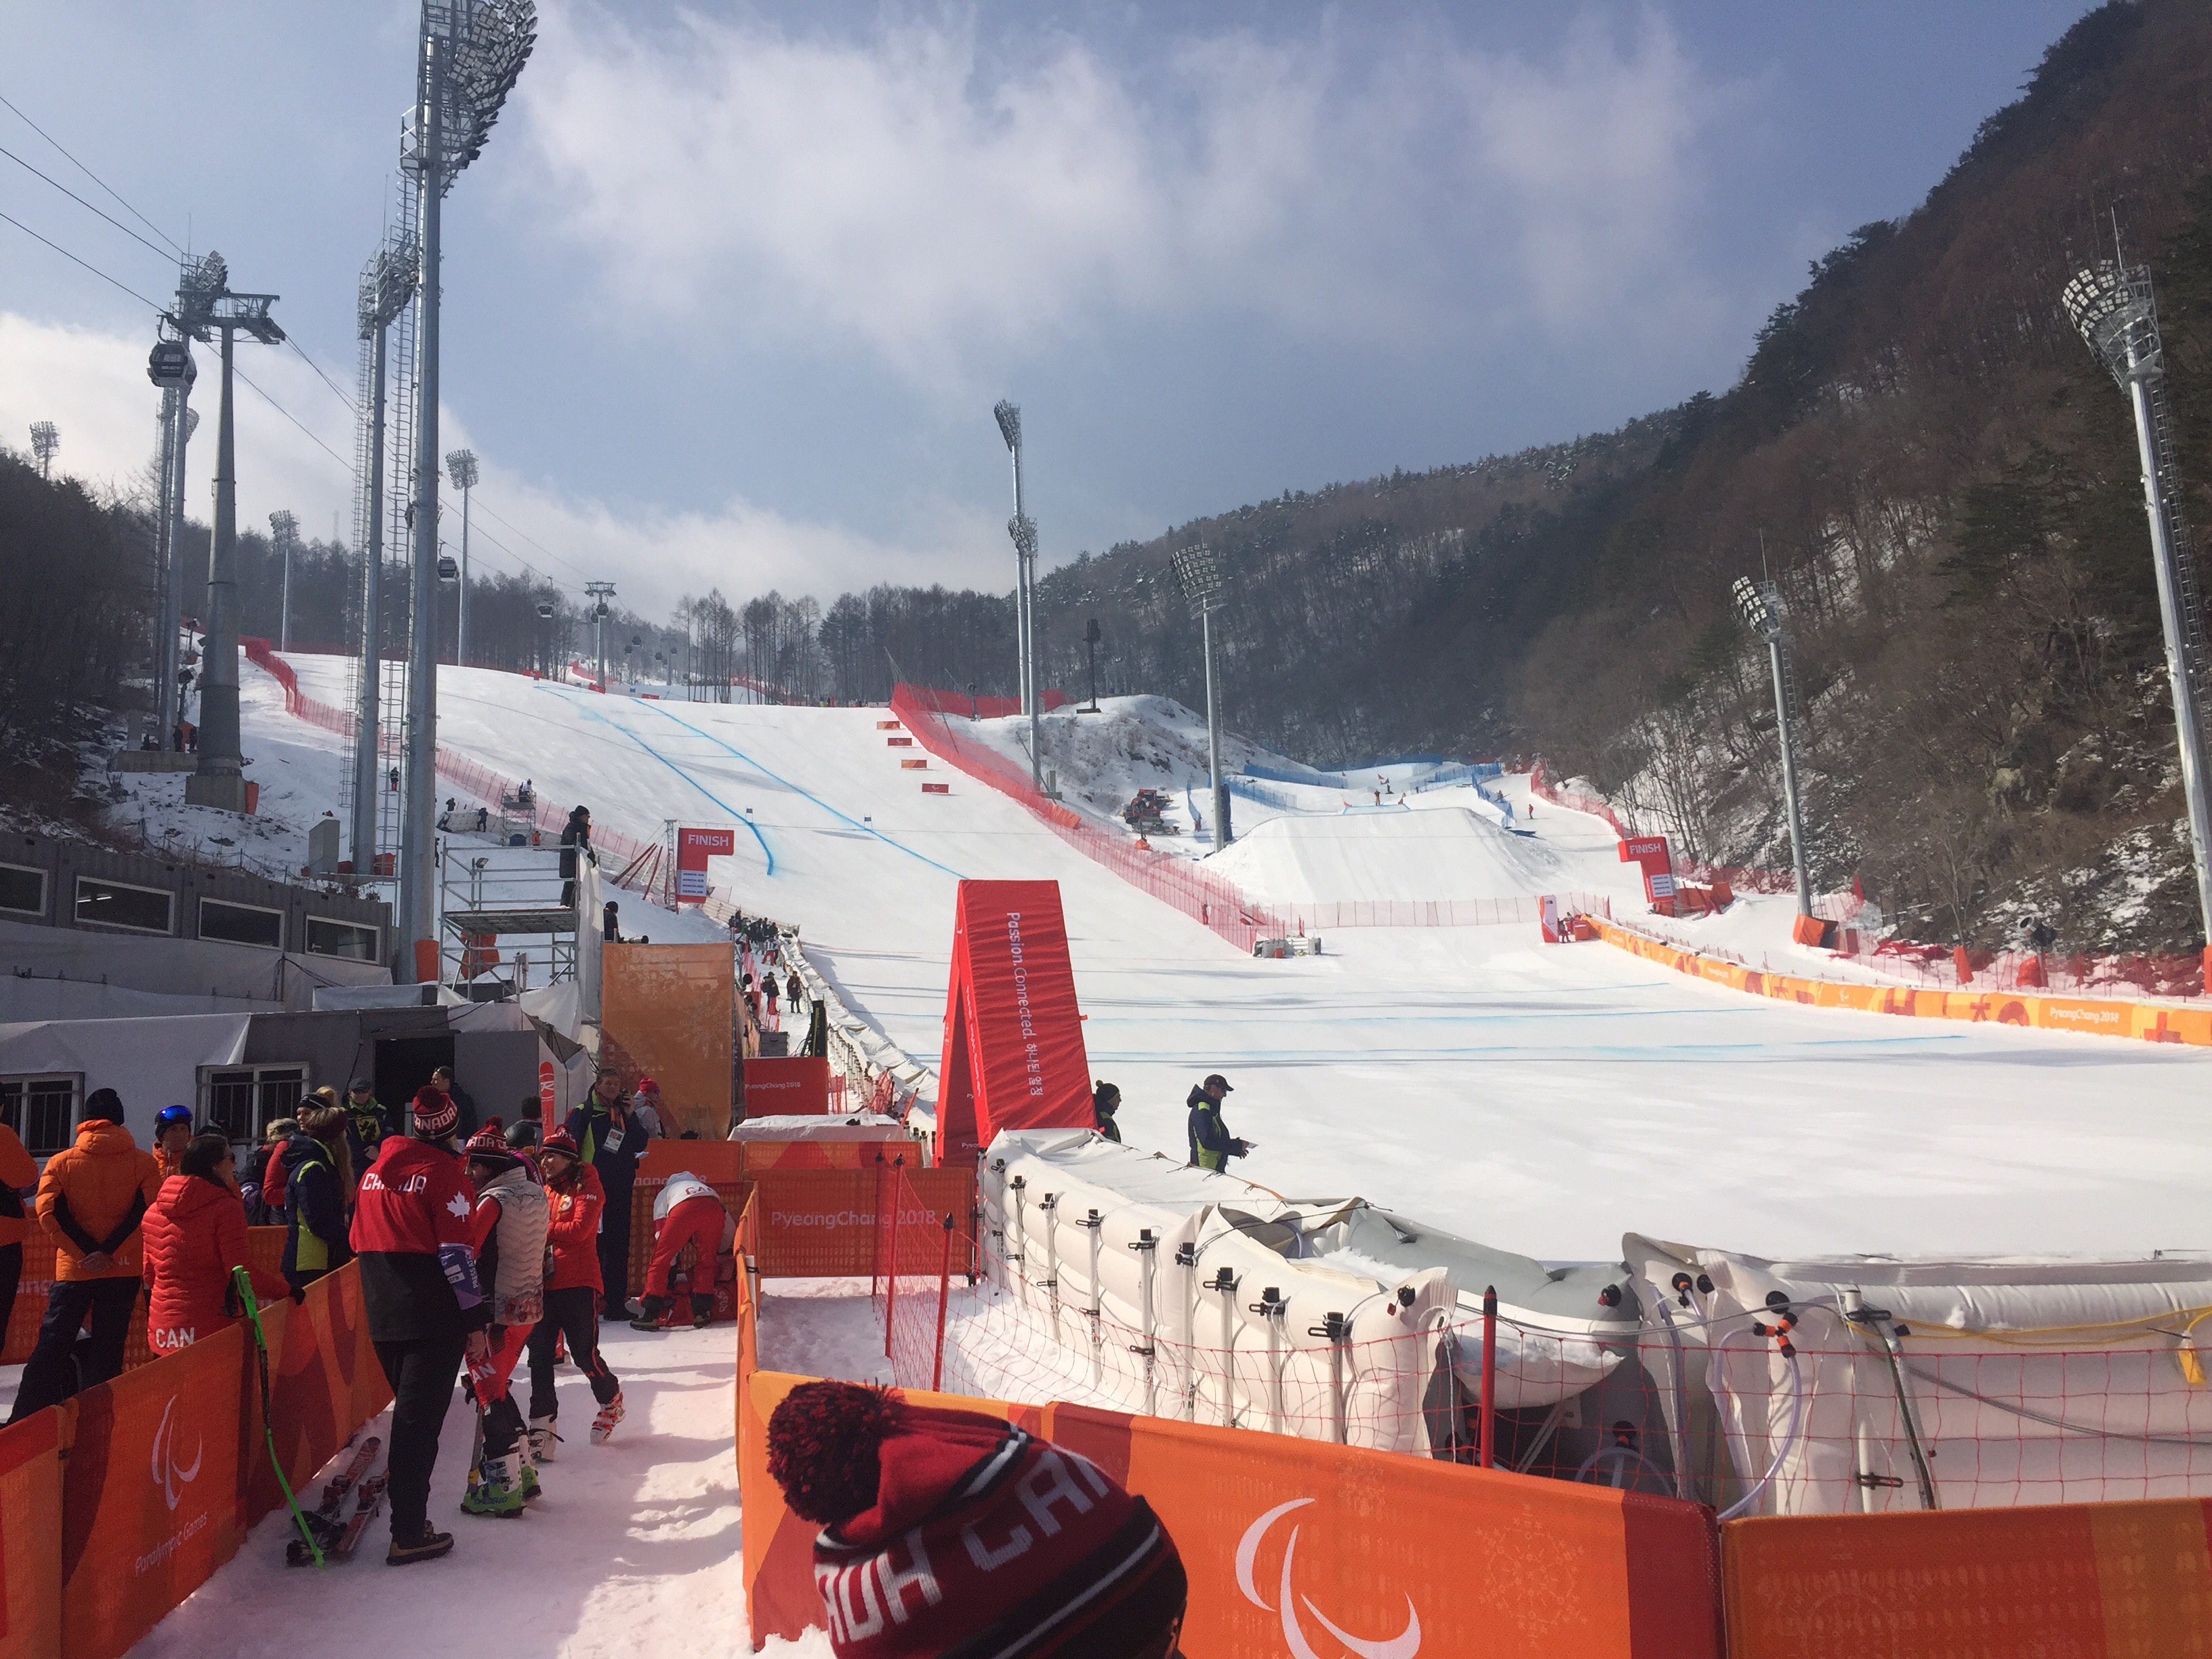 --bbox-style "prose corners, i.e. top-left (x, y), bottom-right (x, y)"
top-left (9, 1275), bottom-right (138, 1423)
top-left (528, 1285), bottom-right (621, 1421)
top-left (373, 1332), bottom-right (468, 1534)
top-left (596, 1181), bottom-right (635, 1313)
